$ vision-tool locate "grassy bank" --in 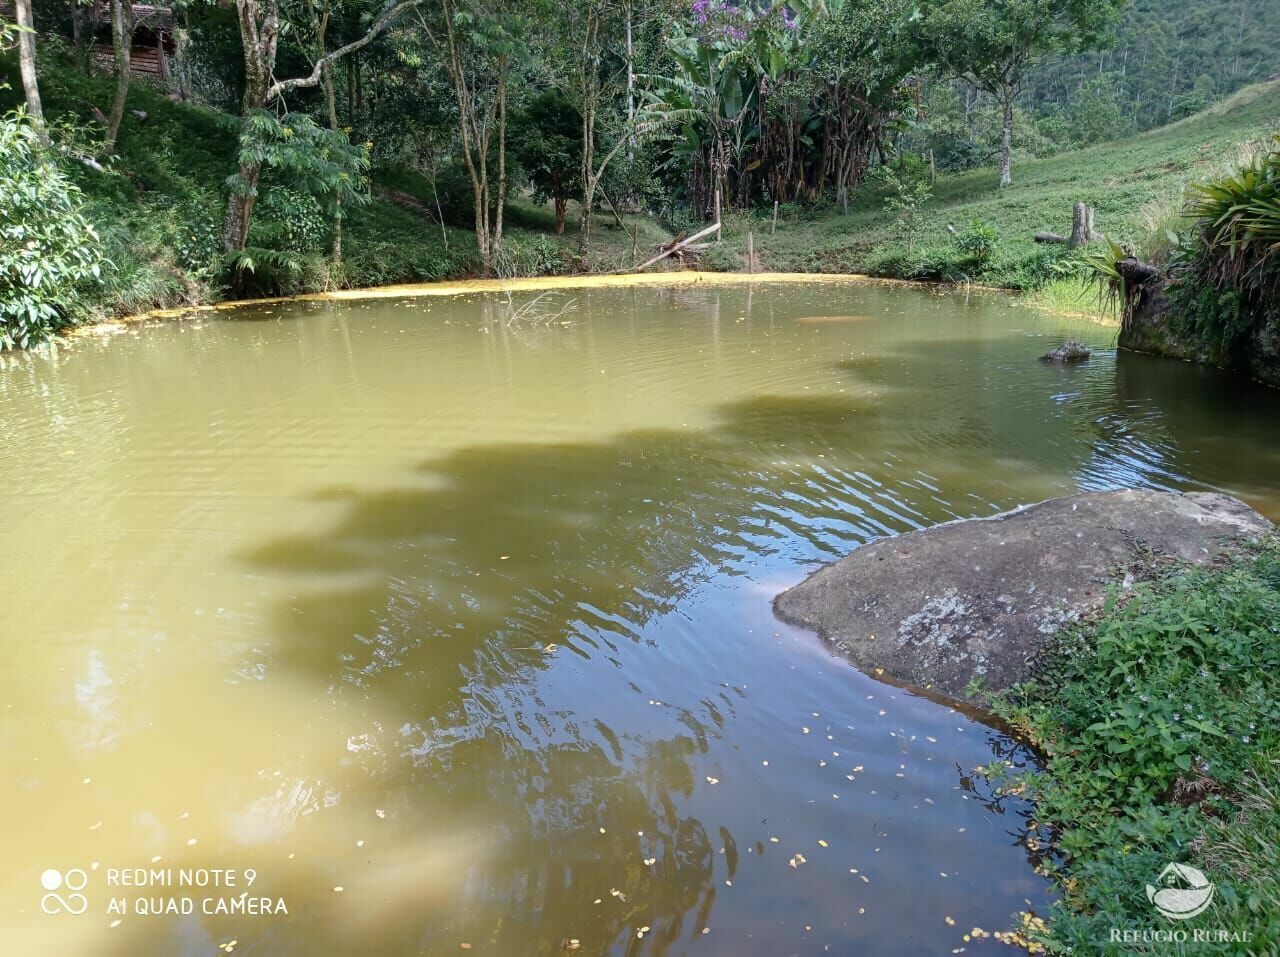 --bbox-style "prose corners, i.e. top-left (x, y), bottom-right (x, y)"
top-left (985, 539), bottom-right (1280, 954)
